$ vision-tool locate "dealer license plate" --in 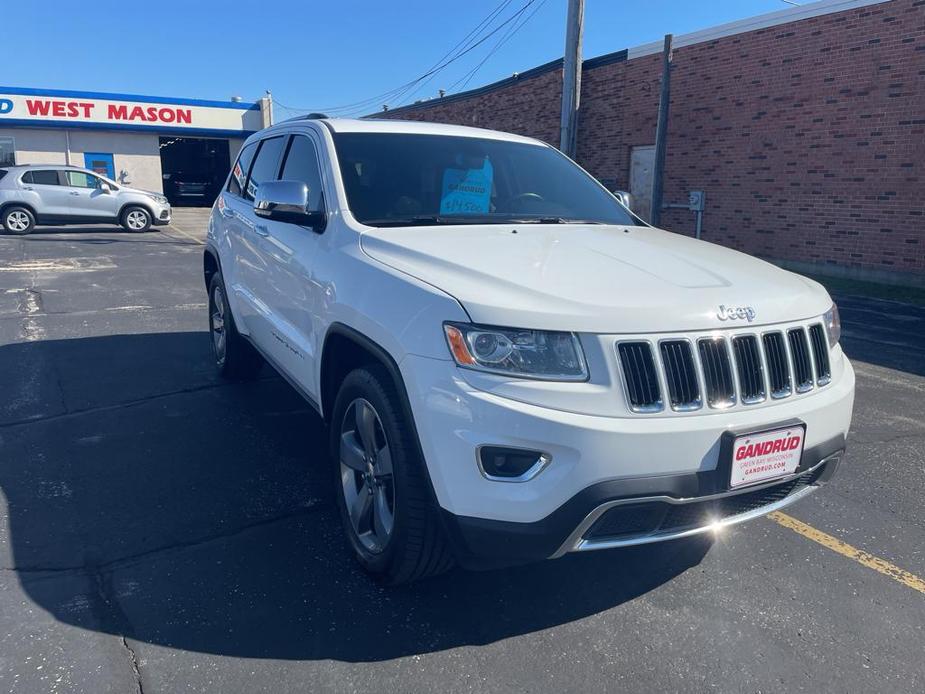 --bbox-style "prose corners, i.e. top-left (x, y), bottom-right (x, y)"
top-left (730, 425), bottom-right (805, 489)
